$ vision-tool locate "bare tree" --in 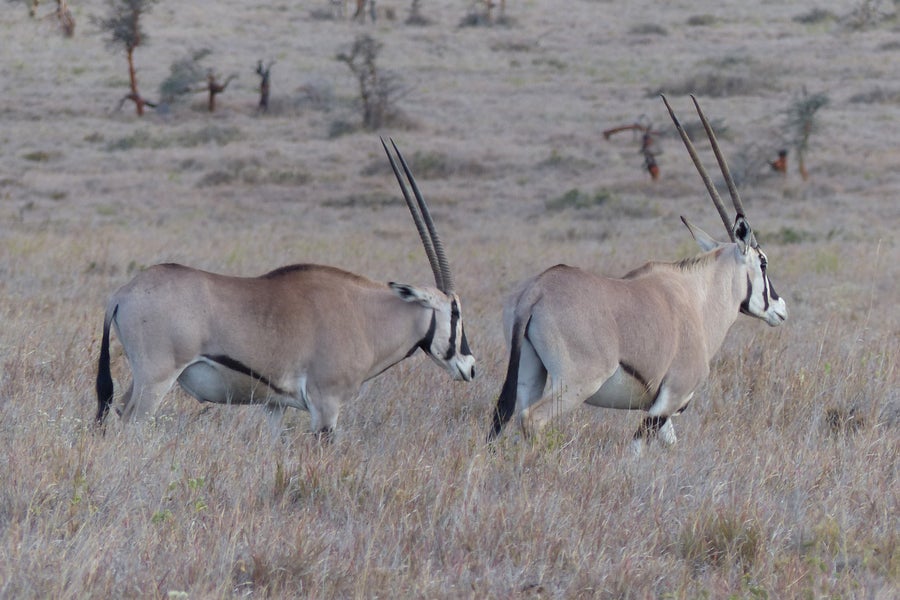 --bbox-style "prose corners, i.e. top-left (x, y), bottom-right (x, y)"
top-left (785, 88), bottom-right (829, 180)
top-left (94, 0), bottom-right (158, 116)
top-left (603, 117), bottom-right (664, 181)
top-left (460, 0), bottom-right (507, 27)
top-left (406, 0), bottom-right (430, 25)
top-left (10, 0), bottom-right (74, 36)
top-left (336, 34), bottom-right (404, 129)
top-left (54, 0), bottom-right (74, 36)
top-left (159, 48), bottom-right (212, 105)
top-left (256, 60), bottom-right (274, 112)
top-left (197, 71), bottom-right (237, 112)
top-left (7, 0), bottom-right (42, 18)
